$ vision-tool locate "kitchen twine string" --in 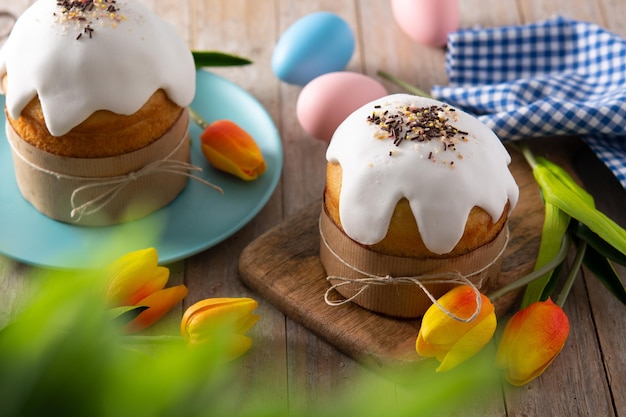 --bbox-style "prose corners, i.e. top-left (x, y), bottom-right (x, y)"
top-left (320, 216), bottom-right (510, 323)
top-left (7, 131), bottom-right (223, 222)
